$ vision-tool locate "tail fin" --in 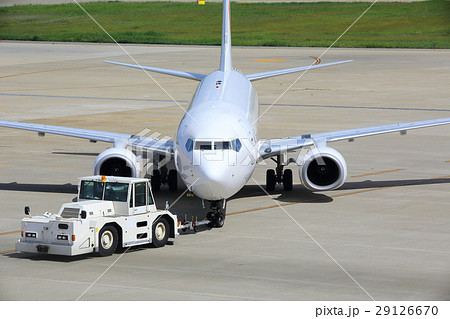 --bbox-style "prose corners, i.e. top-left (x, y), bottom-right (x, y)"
top-left (219, 0), bottom-right (232, 73)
